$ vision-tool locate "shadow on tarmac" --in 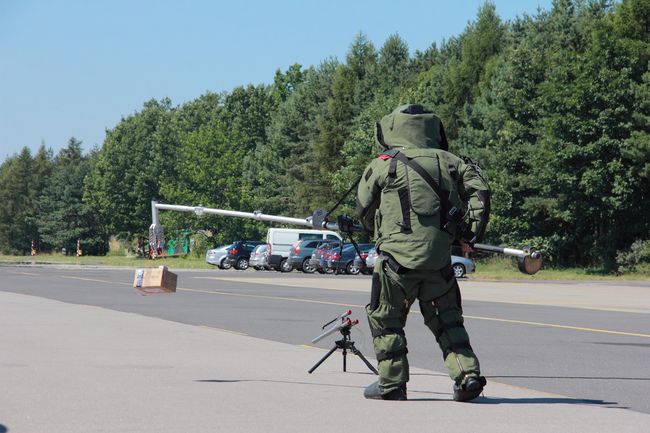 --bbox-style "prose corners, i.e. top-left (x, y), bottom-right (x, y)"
top-left (197, 379), bottom-right (453, 401)
top-left (196, 378), bottom-right (625, 406)
top-left (592, 342), bottom-right (650, 348)
top-left (490, 375), bottom-right (650, 381)
top-left (474, 397), bottom-right (621, 407)
top-left (196, 377), bottom-right (448, 399)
